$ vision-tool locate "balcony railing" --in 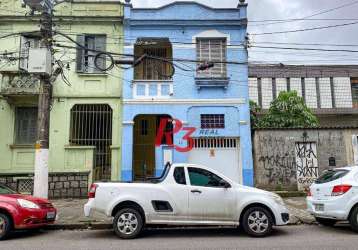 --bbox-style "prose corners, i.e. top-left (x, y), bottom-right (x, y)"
top-left (132, 80), bottom-right (173, 99)
top-left (0, 71), bottom-right (41, 96)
